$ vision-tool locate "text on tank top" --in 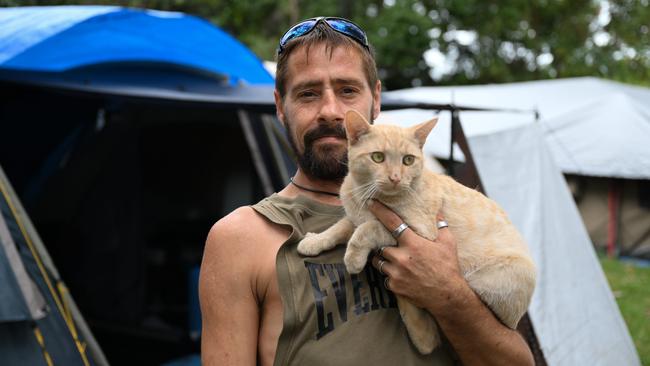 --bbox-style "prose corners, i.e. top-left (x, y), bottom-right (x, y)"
top-left (251, 193), bottom-right (455, 366)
